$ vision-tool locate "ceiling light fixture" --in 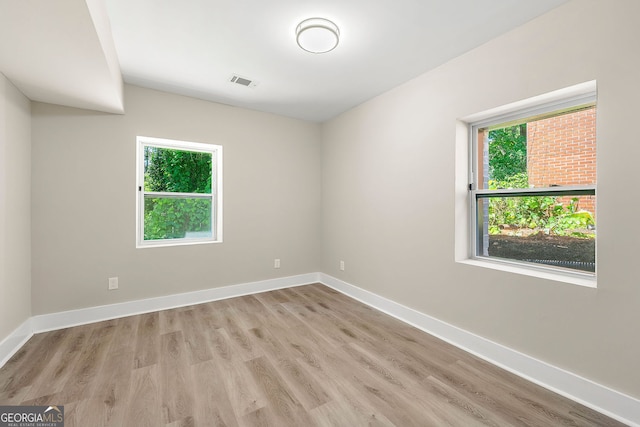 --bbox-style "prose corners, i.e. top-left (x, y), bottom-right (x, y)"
top-left (296, 18), bottom-right (340, 54)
